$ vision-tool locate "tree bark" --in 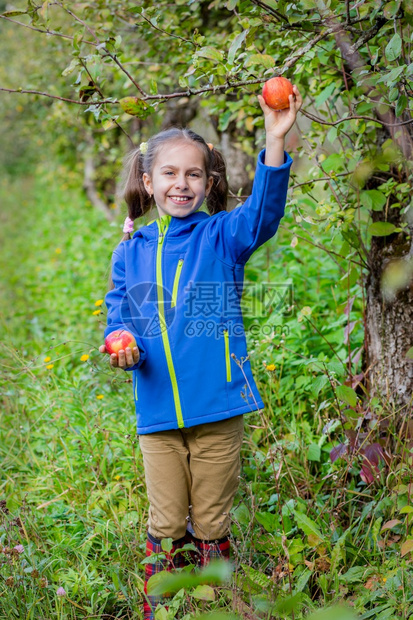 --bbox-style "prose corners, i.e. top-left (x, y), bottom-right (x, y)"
top-left (325, 10), bottom-right (413, 408)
